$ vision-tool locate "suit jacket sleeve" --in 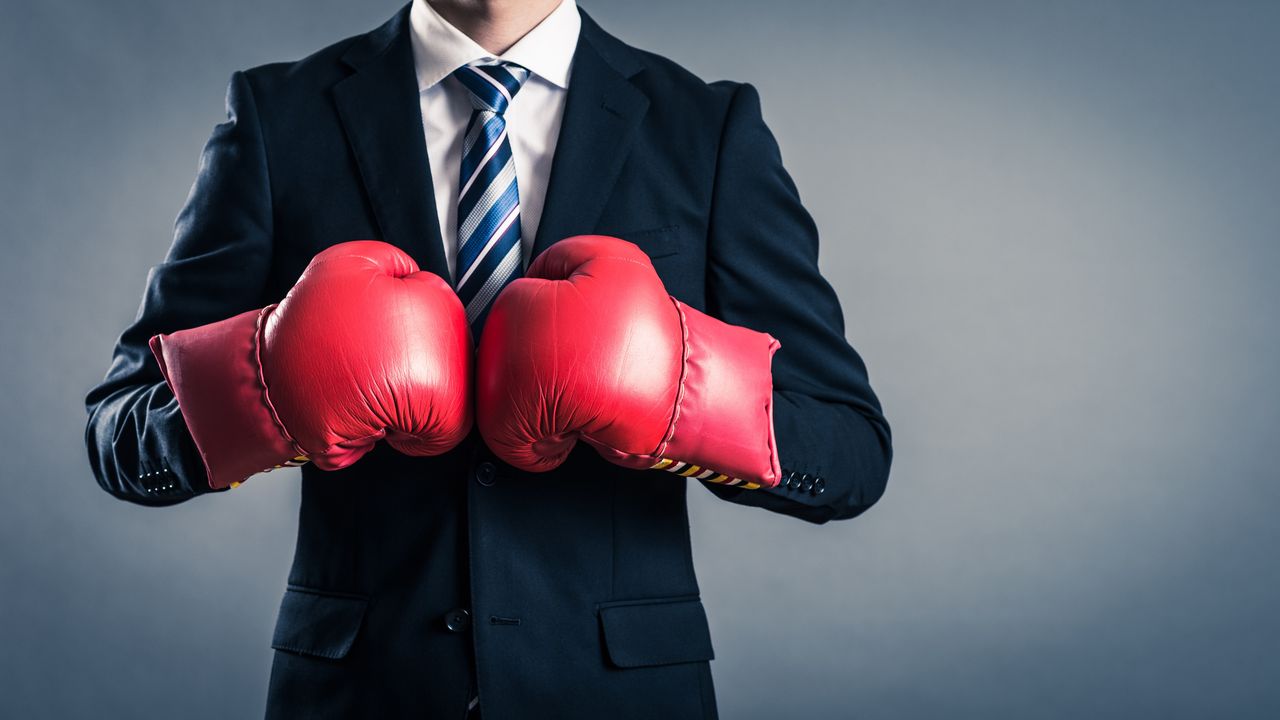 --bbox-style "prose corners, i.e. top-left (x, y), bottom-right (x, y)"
top-left (84, 70), bottom-right (273, 506)
top-left (699, 81), bottom-right (893, 524)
